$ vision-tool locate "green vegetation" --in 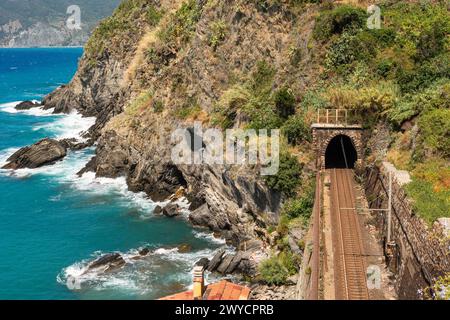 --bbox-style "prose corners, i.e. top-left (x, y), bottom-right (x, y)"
top-left (282, 114), bottom-right (312, 145)
top-left (405, 178), bottom-right (449, 224)
top-left (428, 273), bottom-right (450, 300)
top-left (277, 176), bottom-right (315, 235)
top-left (125, 91), bottom-right (152, 116)
top-left (274, 88), bottom-right (296, 120)
top-left (259, 255), bottom-right (290, 285)
top-left (259, 176), bottom-right (315, 285)
top-left (418, 109), bottom-right (450, 158)
top-left (176, 97), bottom-right (202, 119)
top-left (281, 184), bottom-right (315, 221)
top-left (85, 0), bottom-right (149, 59)
top-left (209, 20), bottom-right (228, 49)
top-left (152, 99), bottom-right (164, 113)
top-left (212, 61), bottom-right (285, 131)
top-left (288, 46), bottom-right (303, 66)
top-left (146, 5), bottom-right (163, 26)
top-left (313, 5), bottom-right (366, 41)
top-left (158, 0), bottom-right (202, 45)
top-left (308, 1), bottom-right (449, 224)
top-left (265, 152), bottom-right (303, 198)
